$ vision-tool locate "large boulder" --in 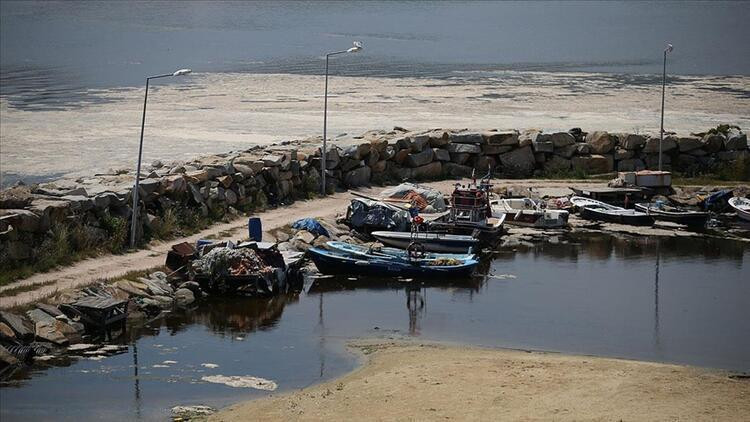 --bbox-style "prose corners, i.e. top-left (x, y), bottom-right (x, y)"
top-left (585, 131), bottom-right (615, 154)
top-left (450, 132), bottom-right (484, 144)
top-left (543, 155), bottom-right (571, 173)
top-left (725, 128), bottom-right (747, 150)
top-left (518, 129), bottom-right (541, 148)
top-left (613, 148), bottom-right (634, 161)
top-left (446, 143), bottom-right (481, 154)
top-left (449, 153), bottom-right (471, 165)
top-left (411, 162), bottom-right (442, 179)
top-left (554, 144), bottom-right (578, 159)
top-left (174, 288), bottom-right (196, 307)
top-left (483, 130), bottom-right (519, 146)
top-left (407, 148), bottom-right (434, 167)
top-left (442, 163), bottom-right (474, 178)
top-left (428, 130), bottom-right (450, 147)
top-left (676, 136), bottom-right (703, 152)
top-left (434, 149), bottom-right (451, 161)
top-left (701, 133), bottom-right (725, 153)
top-left (408, 135), bottom-right (430, 153)
top-left (643, 135), bottom-right (678, 153)
top-left (481, 144), bottom-right (513, 155)
top-left (343, 166), bottom-right (371, 187)
top-left (498, 146), bottom-right (536, 177)
top-left (549, 132), bottom-right (575, 148)
top-left (531, 134), bottom-right (553, 153)
top-left (0, 311), bottom-right (35, 341)
top-left (572, 155), bottom-right (614, 174)
top-left (0, 210), bottom-right (40, 232)
top-left (617, 158), bottom-right (646, 172)
top-left (620, 134), bottom-right (647, 150)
